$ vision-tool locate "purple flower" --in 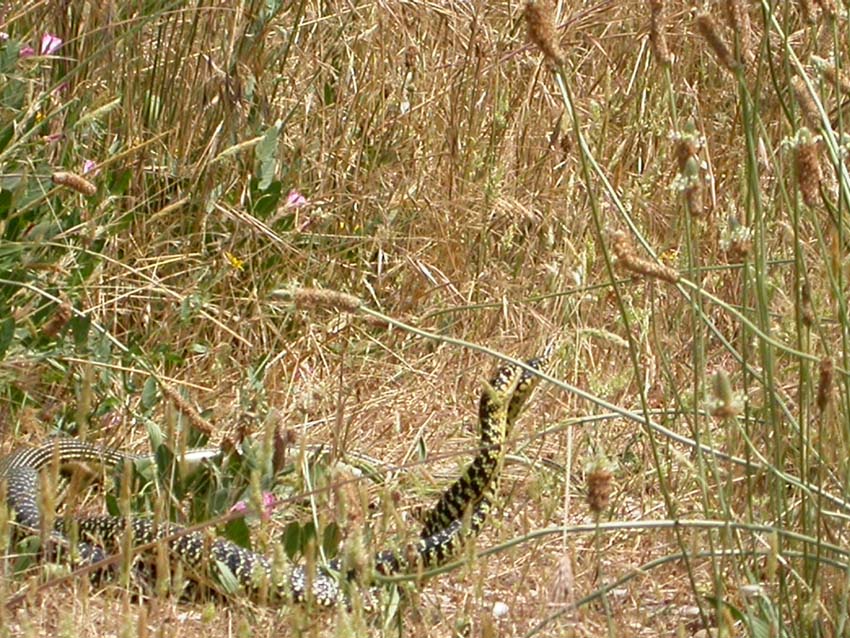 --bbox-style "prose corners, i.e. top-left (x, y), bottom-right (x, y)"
top-left (285, 189), bottom-right (308, 208)
top-left (41, 33), bottom-right (62, 56)
top-left (19, 45), bottom-right (35, 58)
top-left (82, 160), bottom-right (98, 175)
